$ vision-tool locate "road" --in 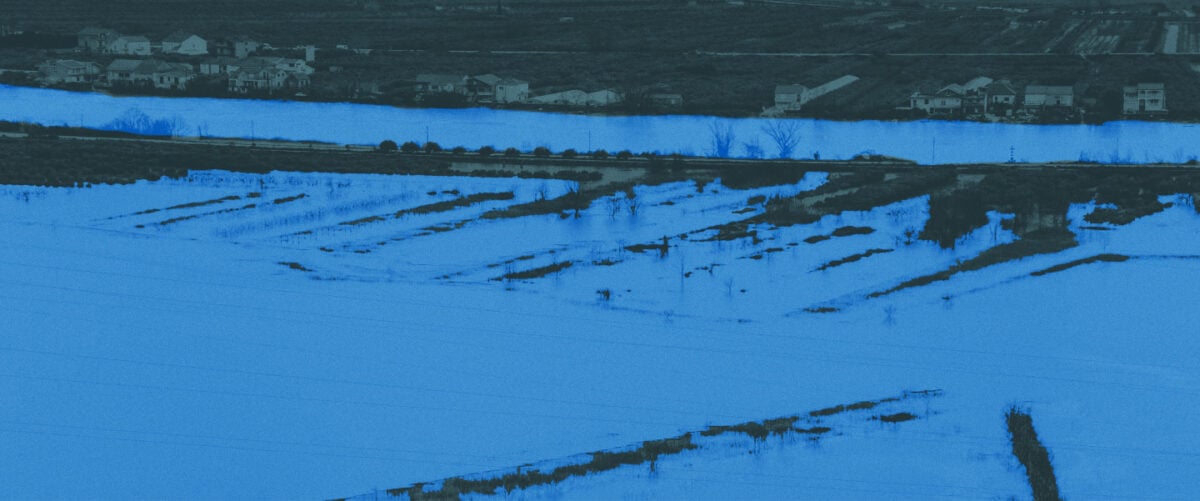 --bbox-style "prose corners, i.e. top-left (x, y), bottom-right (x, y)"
top-left (383, 48), bottom-right (1160, 58)
top-left (5, 131), bottom-right (1198, 174)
